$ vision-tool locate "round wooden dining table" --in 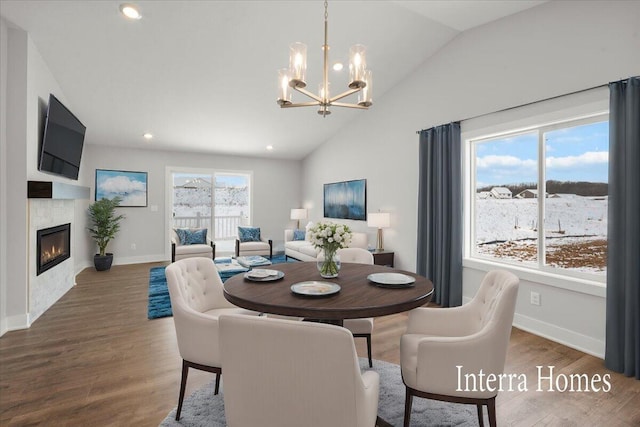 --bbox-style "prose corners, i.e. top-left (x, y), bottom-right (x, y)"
top-left (223, 262), bottom-right (434, 324)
